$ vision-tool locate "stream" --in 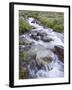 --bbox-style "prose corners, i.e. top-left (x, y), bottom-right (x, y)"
top-left (19, 17), bottom-right (64, 79)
